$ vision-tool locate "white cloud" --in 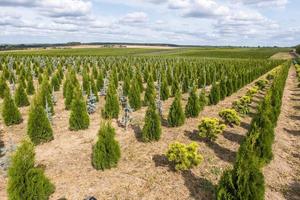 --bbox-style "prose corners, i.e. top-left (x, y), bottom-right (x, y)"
top-left (119, 12), bottom-right (148, 24)
top-left (233, 0), bottom-right (289, 8)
